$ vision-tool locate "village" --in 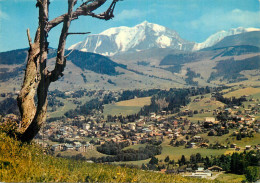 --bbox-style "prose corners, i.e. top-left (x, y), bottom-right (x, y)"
top-left (1, 88), bottom-right (259, 180)
top-left (34, 96), bottom-right (259, 157)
